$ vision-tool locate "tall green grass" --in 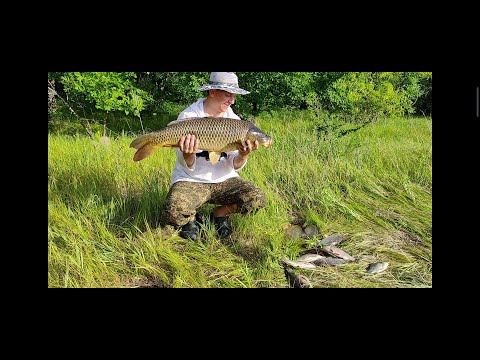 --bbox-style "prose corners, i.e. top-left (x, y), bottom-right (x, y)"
top-left (48, 110), bottom-right (432, 288)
